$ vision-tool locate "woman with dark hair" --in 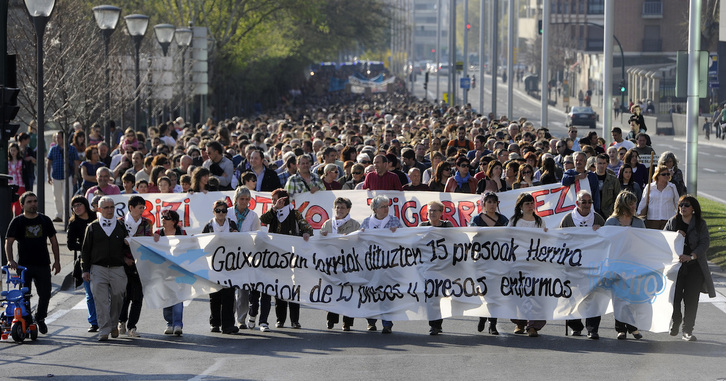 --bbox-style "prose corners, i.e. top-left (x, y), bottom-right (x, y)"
top-left (190, 167), bottom-right (210, 194)
top-left (621, 149), bottom-right (648, 189)
top-left (153, 209), bottom-right (187, 336)
top-left (664, 195), bottom-right (715, 341)
top-left (240, 171), bottom-right (257, 190)
top-left (201, 200), bottom-right (240, 334)
top-left (259, 188), bottom-right (312, 330)
top-left (469, 192), bottom-right (508, 335)
top-left (618, 164), bottom-right (642, 206)
top-left (428, 161), bottom-right (451, 192)
top-left (604, 191), bottom-right (645, 340)
top-left (67, 195), bottom-right (98, 332)
top-left (539, 157), bottom-right (558, 185)
top-left (444, 156), bottom-right (477, 193)
top-left (503, 160), bottom-right (519, 191)
top-left (422, 151), bottom-right (444, 184)
top-left (320, 197), bottom-right (360, 331)
top-left (79, 145), bottom-right (104, 194)
top-left (148, 166), bottom-right (166, 193)
top-left (72, 130), bottom-right (87, 161)
top-left (8, 142), bottom-right (25, 215)
top-left (476, 160), bottom-right (505, 193)
top-left (508, 192), bottom-right (547, 337)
